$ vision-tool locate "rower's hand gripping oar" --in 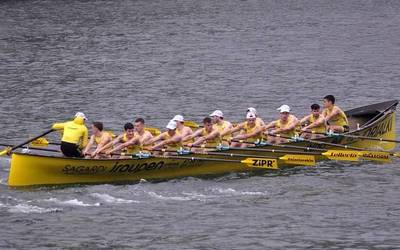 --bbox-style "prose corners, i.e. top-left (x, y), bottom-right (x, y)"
top-left (0, 129), bottom-right (54, 156)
